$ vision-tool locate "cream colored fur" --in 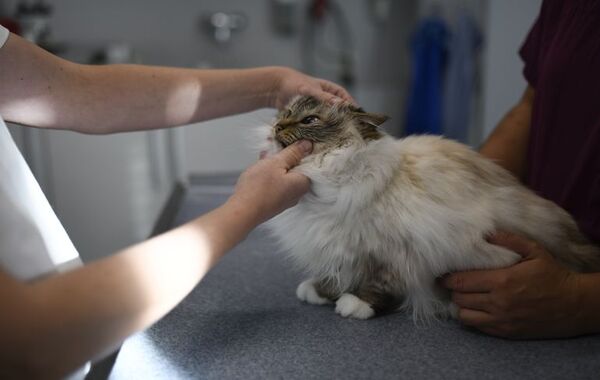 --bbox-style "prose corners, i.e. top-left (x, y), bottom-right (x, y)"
top-left (260, 125), bottom-right (600, 321)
